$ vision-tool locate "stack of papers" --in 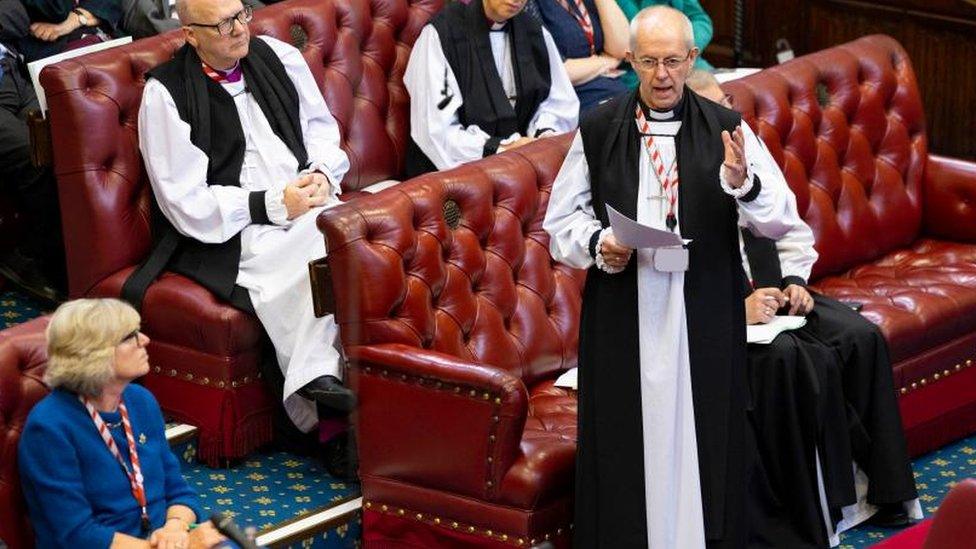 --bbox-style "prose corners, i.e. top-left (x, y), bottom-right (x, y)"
top-left (746, 316), bottom-right (807, 344)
